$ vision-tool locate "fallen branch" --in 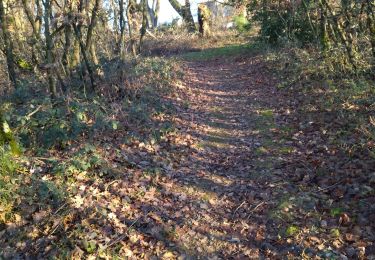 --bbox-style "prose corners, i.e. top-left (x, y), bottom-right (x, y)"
top-left (25, 105), bottom-right (42, 120)
top-left (146, 29), bottom-right (158, 39)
